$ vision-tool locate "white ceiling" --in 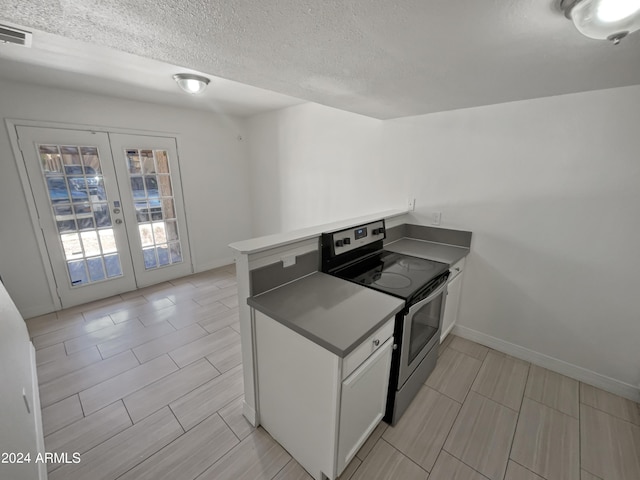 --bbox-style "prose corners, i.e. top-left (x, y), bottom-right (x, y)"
top-left (1, 0), bottom-right (640, 119)
top-left (0, 29), bottom-right (304, 117)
